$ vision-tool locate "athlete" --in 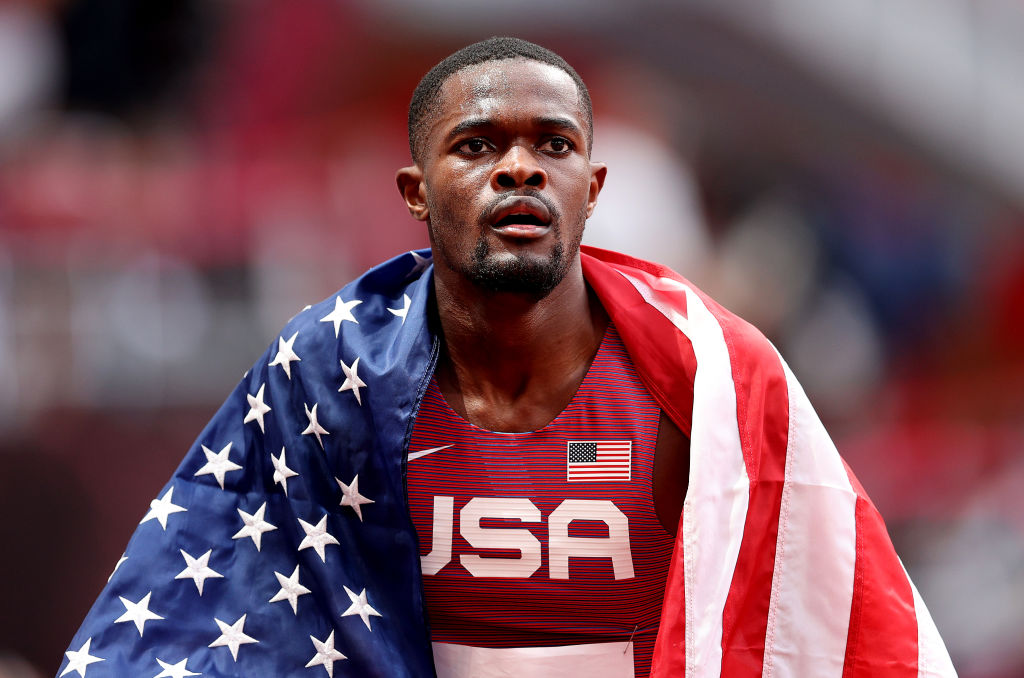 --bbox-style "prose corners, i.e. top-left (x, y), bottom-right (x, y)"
top-left (60, 37), bottom-right (955, 678)
top-left (397, 39), bottom-right (685, 677)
